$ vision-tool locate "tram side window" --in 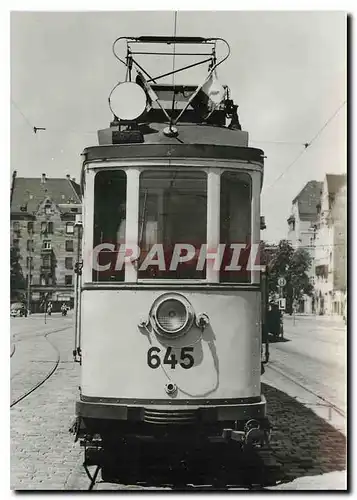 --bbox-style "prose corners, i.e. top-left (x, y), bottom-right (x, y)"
top-left (93, 170), bottom-right (127, 282)
top-left (220, 171), bottom-right (252, 283)
top-left (138, 170), bottom-right (207, 279)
